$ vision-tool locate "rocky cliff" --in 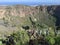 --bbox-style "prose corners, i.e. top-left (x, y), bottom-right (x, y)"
top-left (0, 5), bottom-right (60, 36)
